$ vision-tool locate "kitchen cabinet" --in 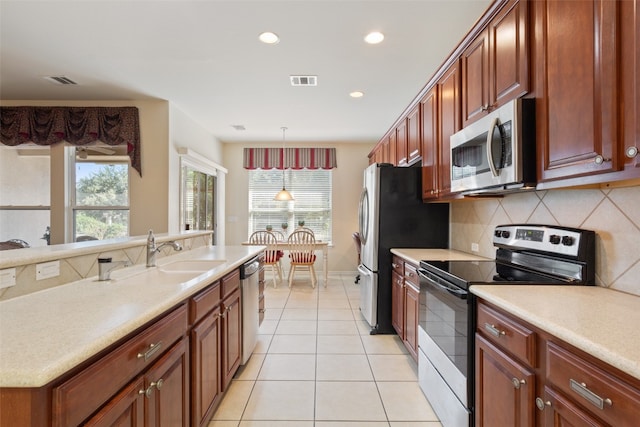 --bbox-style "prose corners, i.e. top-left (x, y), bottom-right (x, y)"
top-left (476, 299), bottom-right (640, 427)
top-left (533, 0), bottom-right (619, 183)
top-left (52, 304), bottom-right (189, 427)
top-left (420, 86), bottom-right (439, 200)
top-left (220, 270), bottom-right (242, 391)
top-left (436, 59), bottom-right (462, 198)
top-left (390, 255), bottom-right (419, 361)
top-left (190, 281), bottom-right (222, 427)
top-left (406, 105), bottom-right (421, 165)
top-left (462, 0), bottom-right (529, 127)
top-left (396, 119), bottom-right (408, 166)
